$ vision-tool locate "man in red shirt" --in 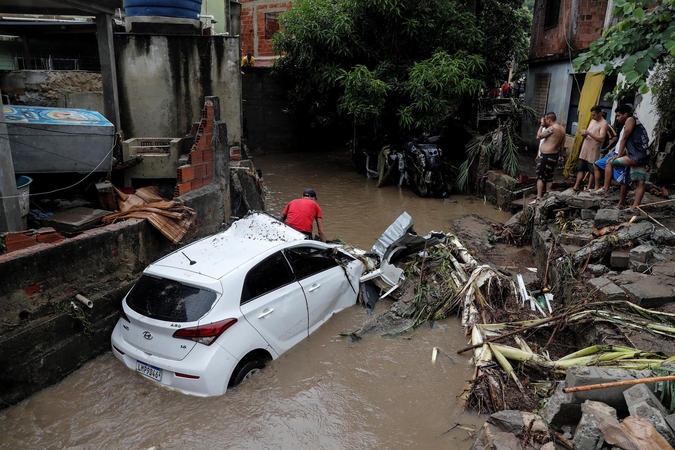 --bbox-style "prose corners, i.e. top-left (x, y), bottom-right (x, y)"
top-left (280, 189), bottom-right (326, 242)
